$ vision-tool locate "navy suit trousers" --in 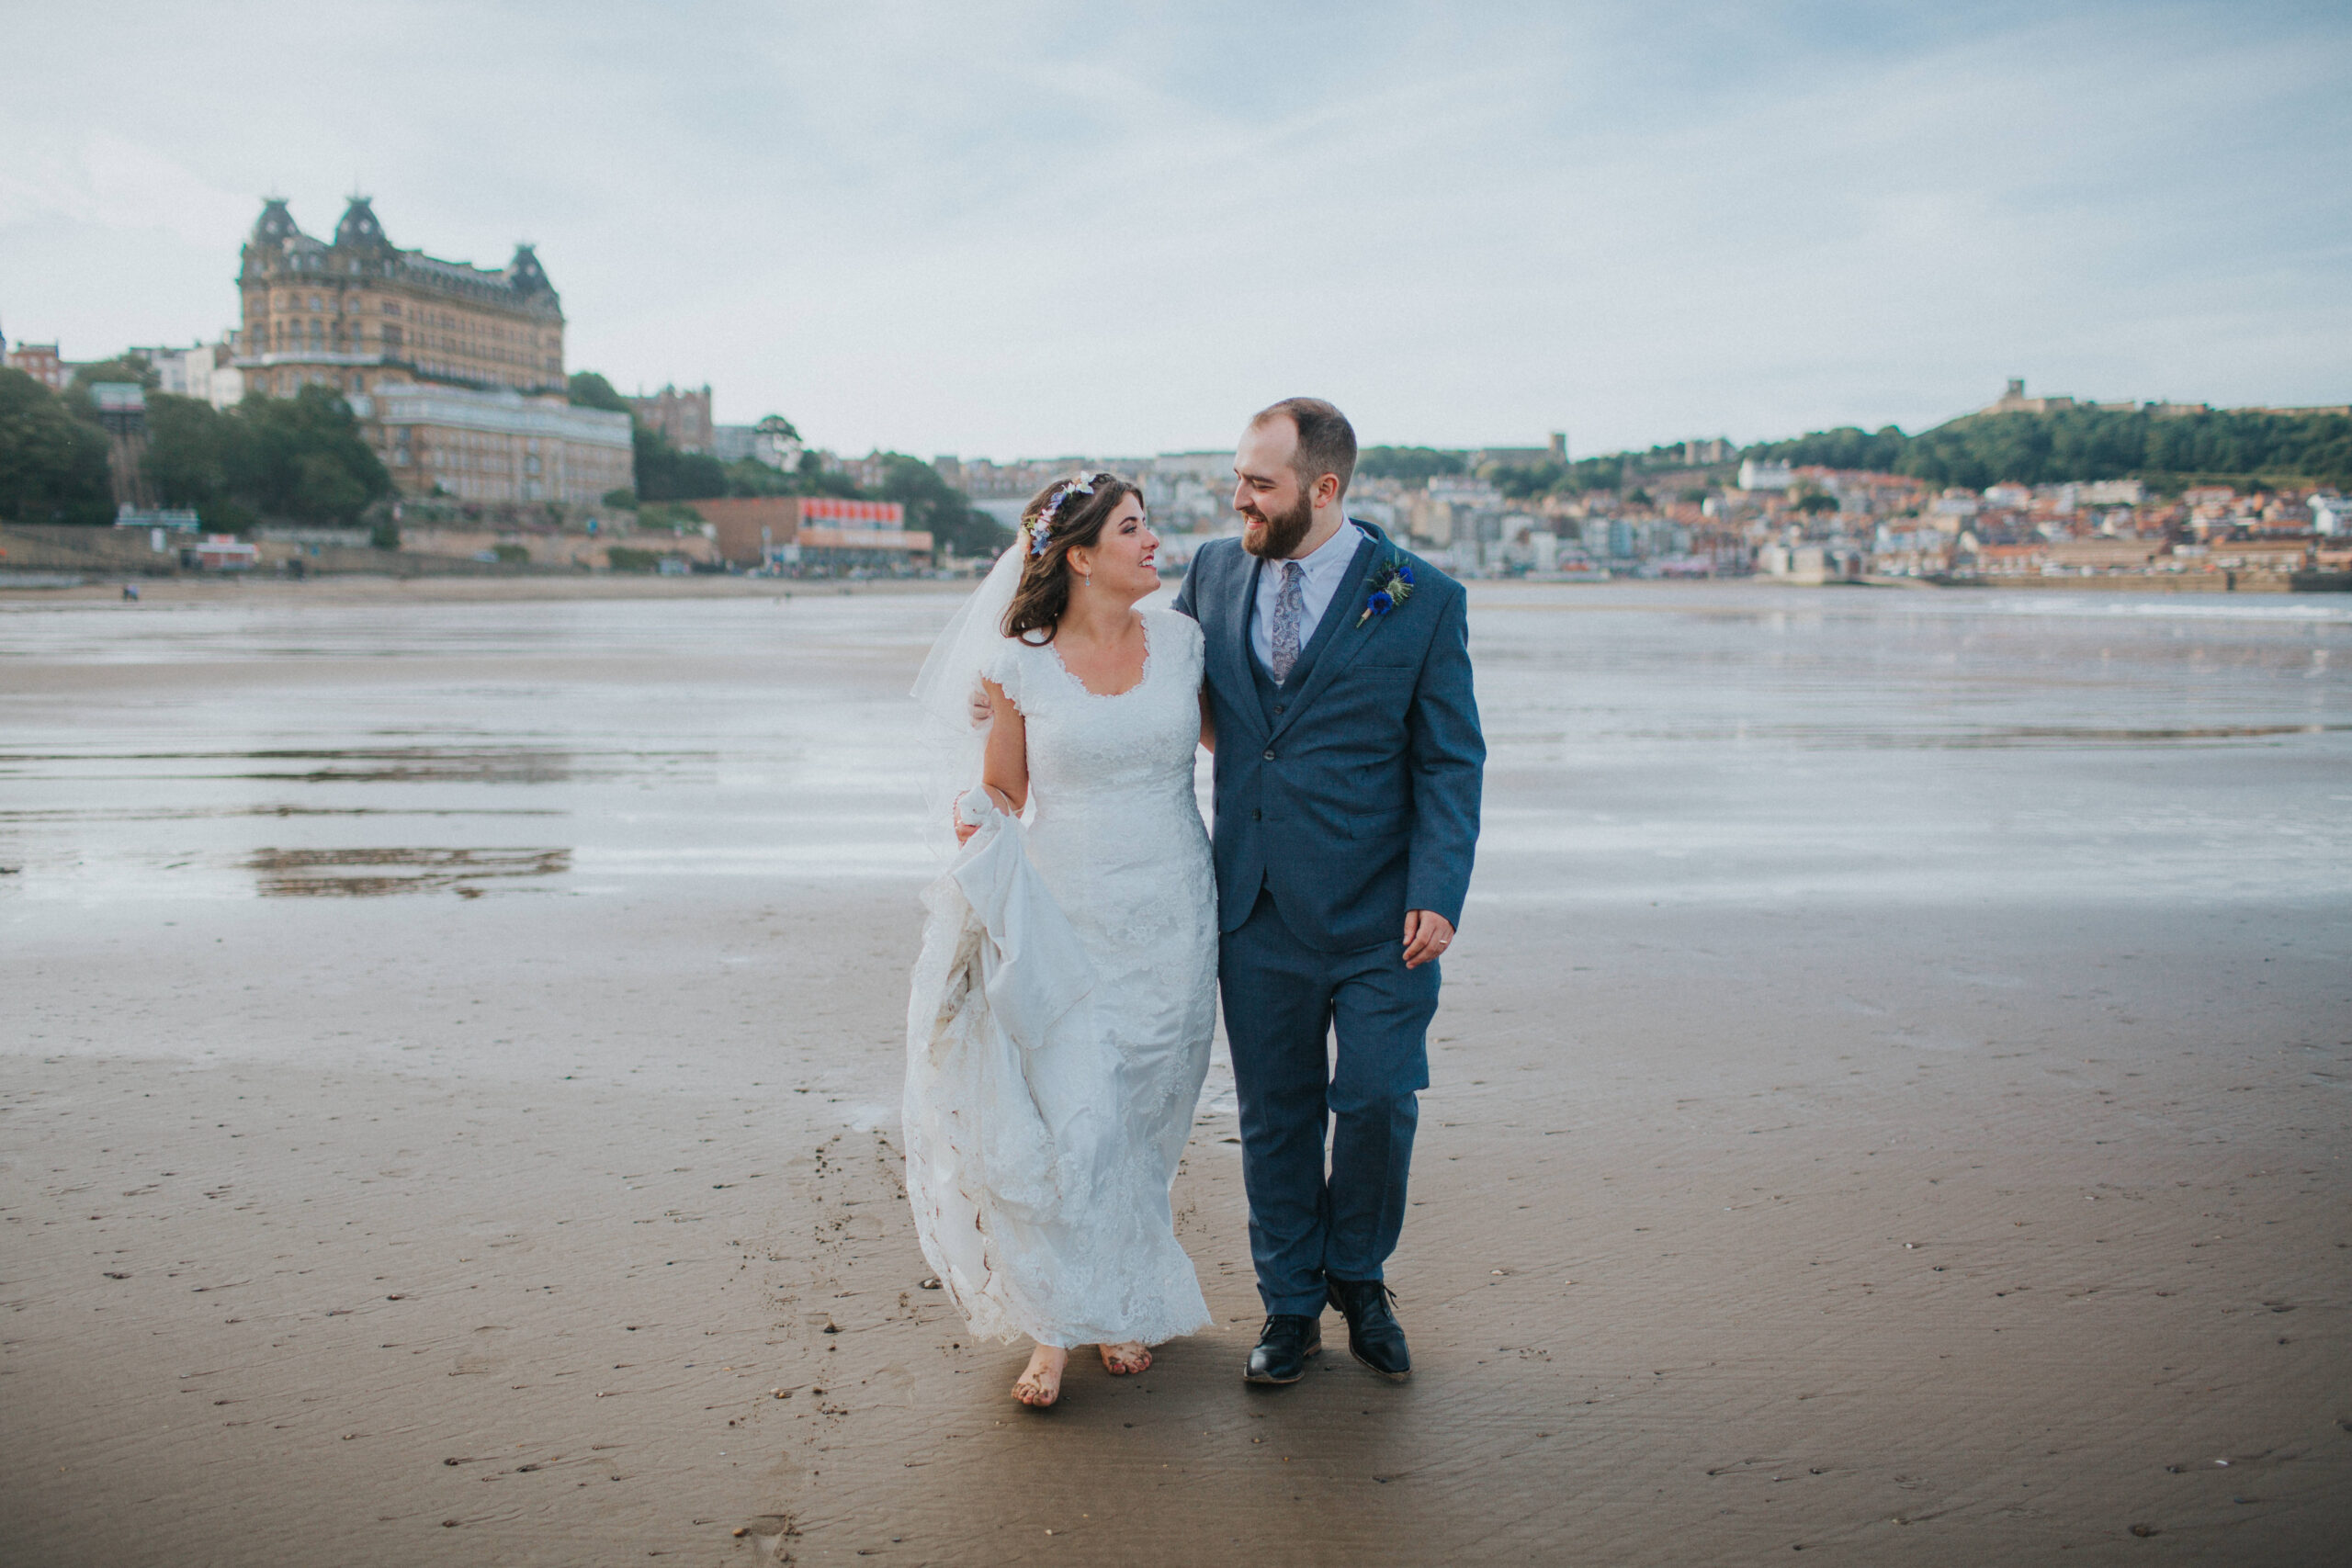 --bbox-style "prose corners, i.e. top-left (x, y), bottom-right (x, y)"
top-left (1221, 887), bottom-right (1438, 1314)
